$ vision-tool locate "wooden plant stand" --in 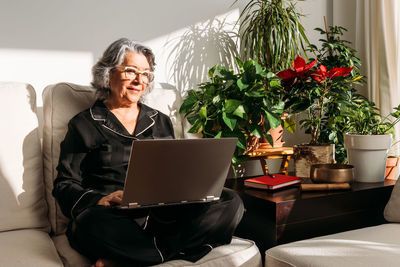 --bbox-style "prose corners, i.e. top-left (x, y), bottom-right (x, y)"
top-left (246, 147), bottom-right (294, 175)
